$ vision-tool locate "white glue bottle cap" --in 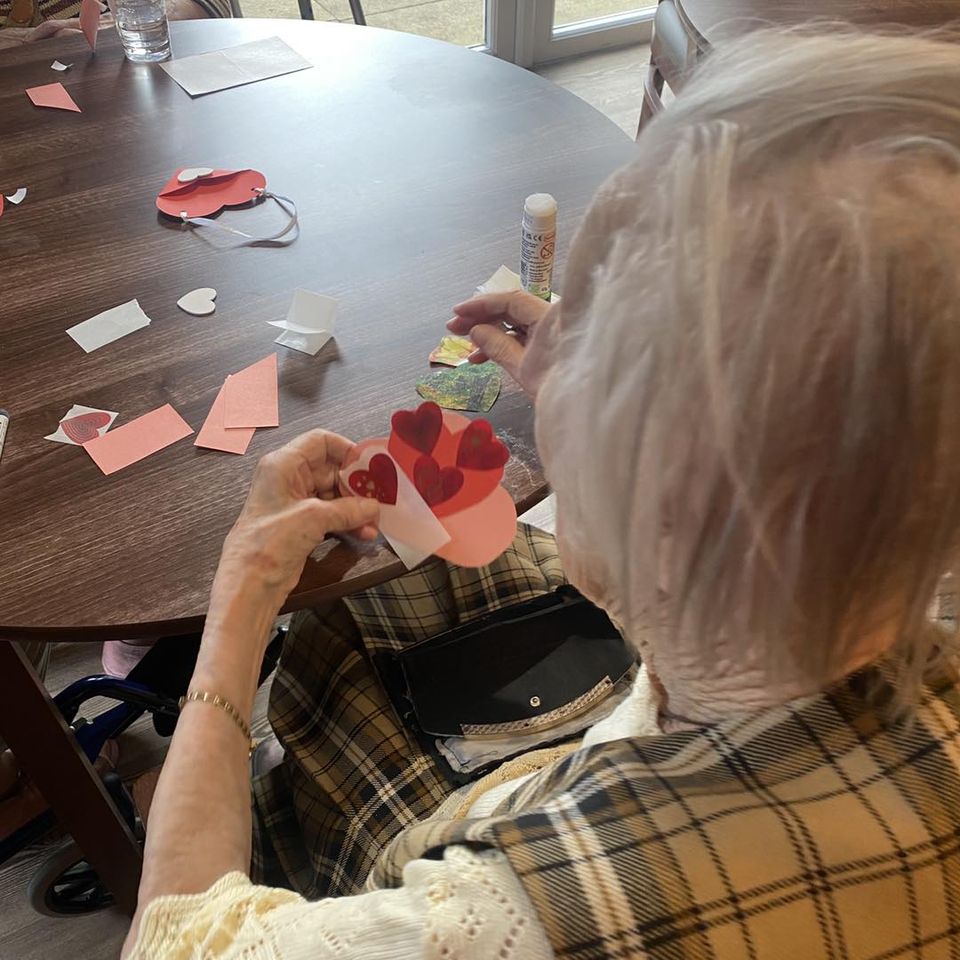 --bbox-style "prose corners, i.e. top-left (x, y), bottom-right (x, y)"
top-left (520, 193), bottom-right (558, 301)
top-left (524, 192), bottom-right (558, 226)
